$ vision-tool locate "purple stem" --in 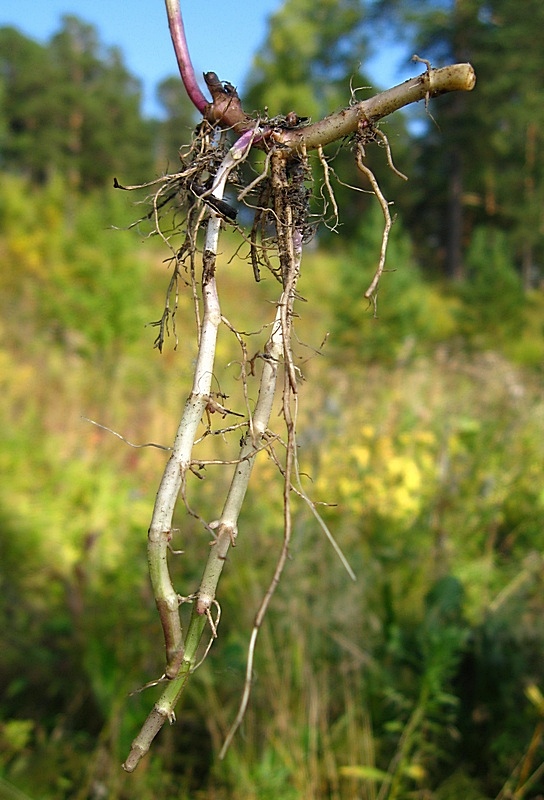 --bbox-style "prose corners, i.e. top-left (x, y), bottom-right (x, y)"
top-left (164, 0), bottom-right (209, 114)
top-left (231, 129), bottom-right (257, 154)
